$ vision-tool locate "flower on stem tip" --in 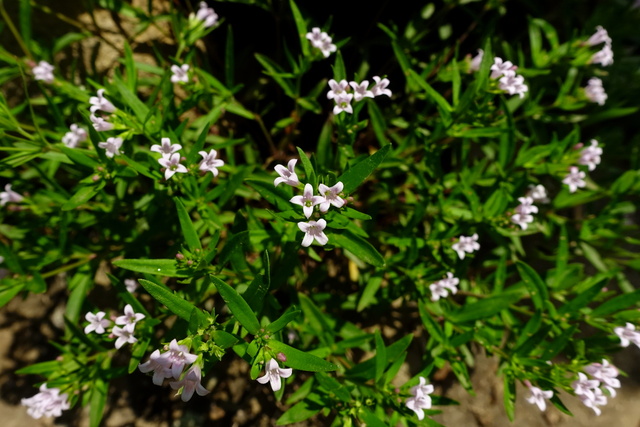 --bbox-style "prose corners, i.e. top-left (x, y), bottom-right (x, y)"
top-left (332, 93), bottom-right (353, 115)
top-left (525, 383), bottom-right (553, 411)
top-left (84, 311), bottom-right (111, 334)
top-left (170, 365), bottom-right (210, 401)
top-left (158, 153), bottom-right (188, 180)
top-left (405, 377), bottom-right (434, 421)
top-left (327, 79), bottom-right (349, 100)
top-left (90, 114), bottom-right (114, 132)
top-left (298, 219), bottom-right (328, 247)
top-left (586, 26), bottom-right (611, 46)
top-left (468, 49), bottom-right (483, 72)
top-left (318, 182), bottom-right (345, 212)
top-left (526, 184), bottom-right (550, 204)
top-left (371, 76), bottom-right (392, 98)
top-left (451, 234), bottom-right (480, 260)
top-left (290, 183), bottom-right (322, 219)
top-left (571, 372), bottom-right (600, 401)
top-left (585, 360), bottom-right (620, 397)
top-left (584, 77), bottom-right (607, 105)
top-left (1, 184), bottom-right (24, 206)
top-left (151, 137), bottom-right (182, 157)
top-left (139, 349), bottom-right (172, 386)
top-left (199, 149), bottom-right (225, 176)
top-left (429, 272), bottom-right (459, 302)
top-left (112, 323), bottom-right (137, 349)
top-left (498, 71), bottom-right (528, 99)
top-left (171, 64), bottom-right (190, 83)
top-left (305, 27), bottom-right (336, 58)
top-left (89, 89), bottom-right (116, 114)
top-left (194, 2), bottom-right (218, 28)
top-left (257, 358), bottom-right (293, 392)
top-left (591, 43), bottom-right (613, 67)
top-left (62, 124), bottom-right (87, 148)
top-left (614, 322), bottom-right (640, 348)
top-left (562, 166), bottom-right (586, 193)
top-left (579, 387), bottom-right (607, 416)
top-left (490, 57), bottom-right (517, 79)
top-left (98, 137), bottom-right (123, 158)
top-left (115, 304), bottom-right (145, 326)
top-left (32, 61), bottom-right (55, 84)
top-left (579, 139), bottom-right (602, 171)
top-left (124, 279), bottom-right (138, 293)
top-left (349, 80), bottom-right (374, 102)
top-left (274, 159), bottom-right (300, 187)
top-left (21, 384), bottom-right (70, 419)
top-left (160, 339), bottom-right (199, 379)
